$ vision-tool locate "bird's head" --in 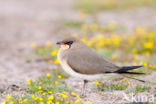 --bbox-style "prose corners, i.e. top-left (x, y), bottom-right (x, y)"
top-left (56, 36), bottom-right (80, 50)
